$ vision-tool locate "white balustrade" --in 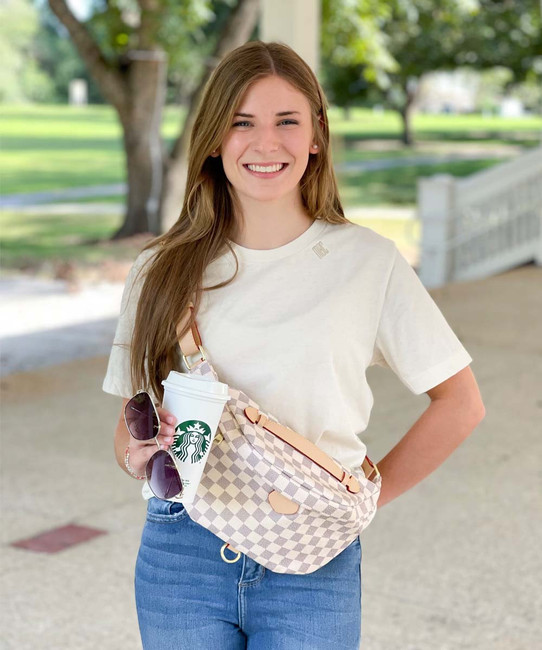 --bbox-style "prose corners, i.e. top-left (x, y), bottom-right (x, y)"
top-left (418, 146), bottom-right (542, 288)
